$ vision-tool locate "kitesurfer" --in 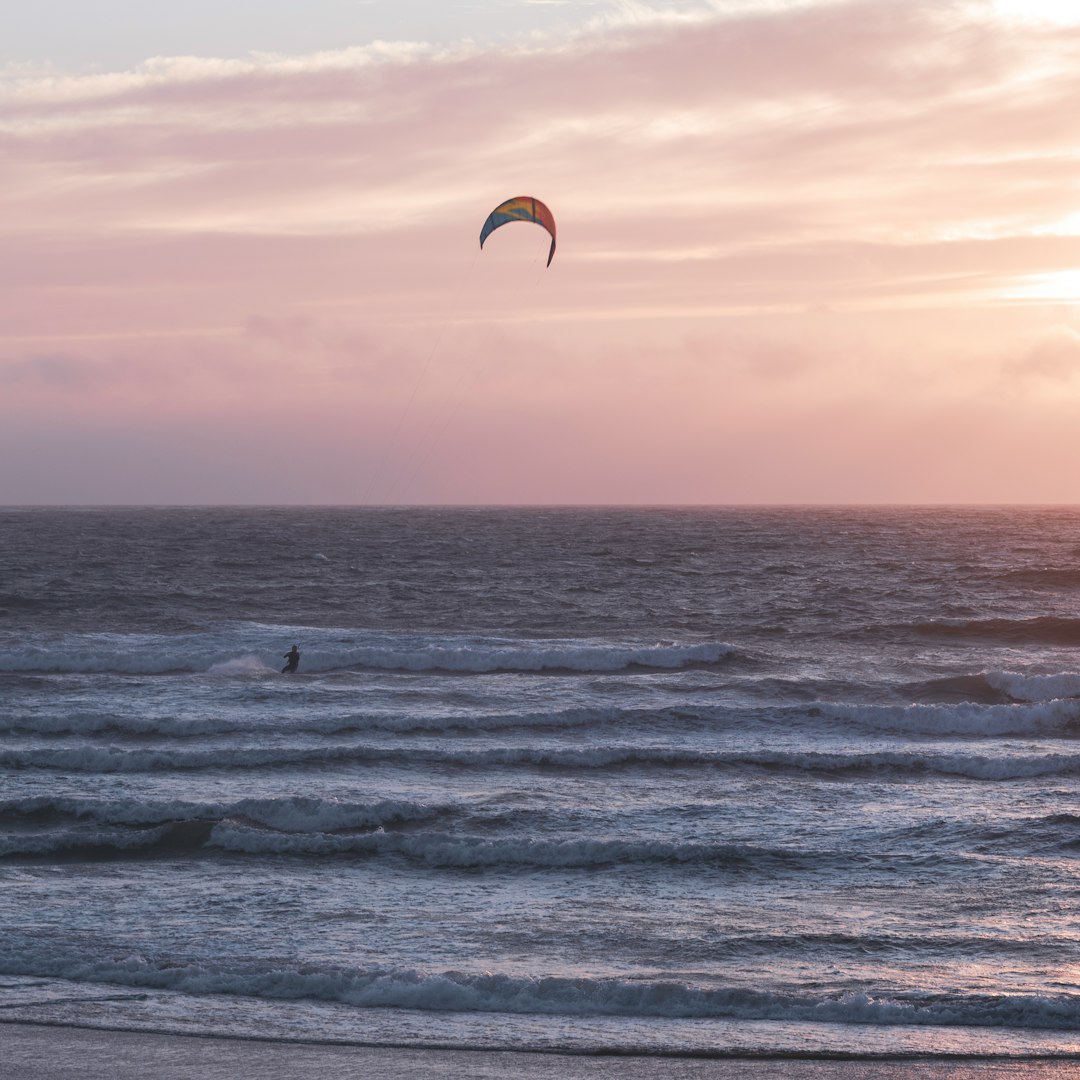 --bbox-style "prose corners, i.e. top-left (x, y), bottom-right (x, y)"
top-left (281, 644), bottom-right (300, 674)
